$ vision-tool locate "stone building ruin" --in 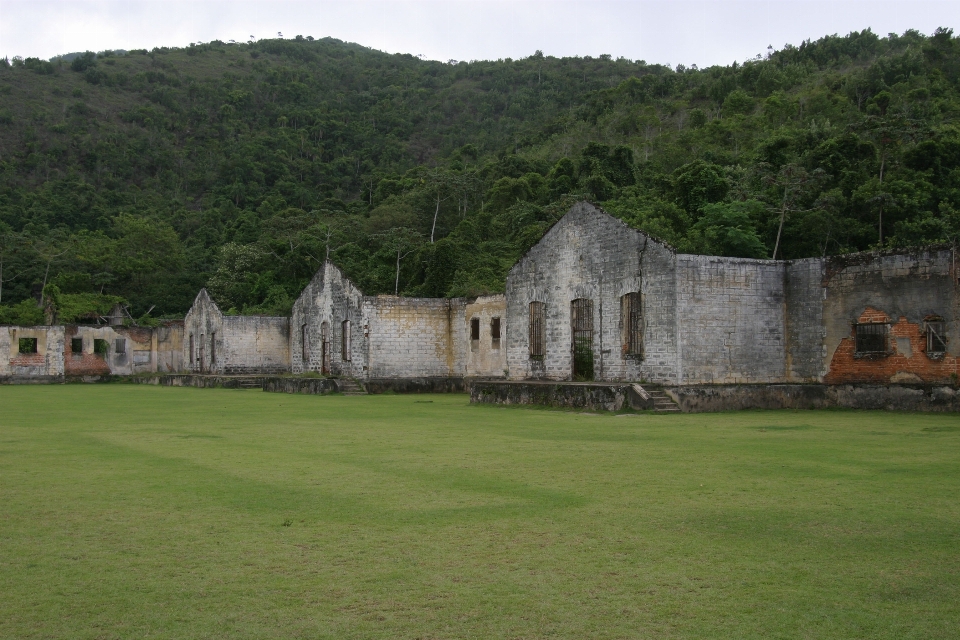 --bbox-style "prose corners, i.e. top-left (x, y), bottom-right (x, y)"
top-left (3, 202), bottom-right (958, 401)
